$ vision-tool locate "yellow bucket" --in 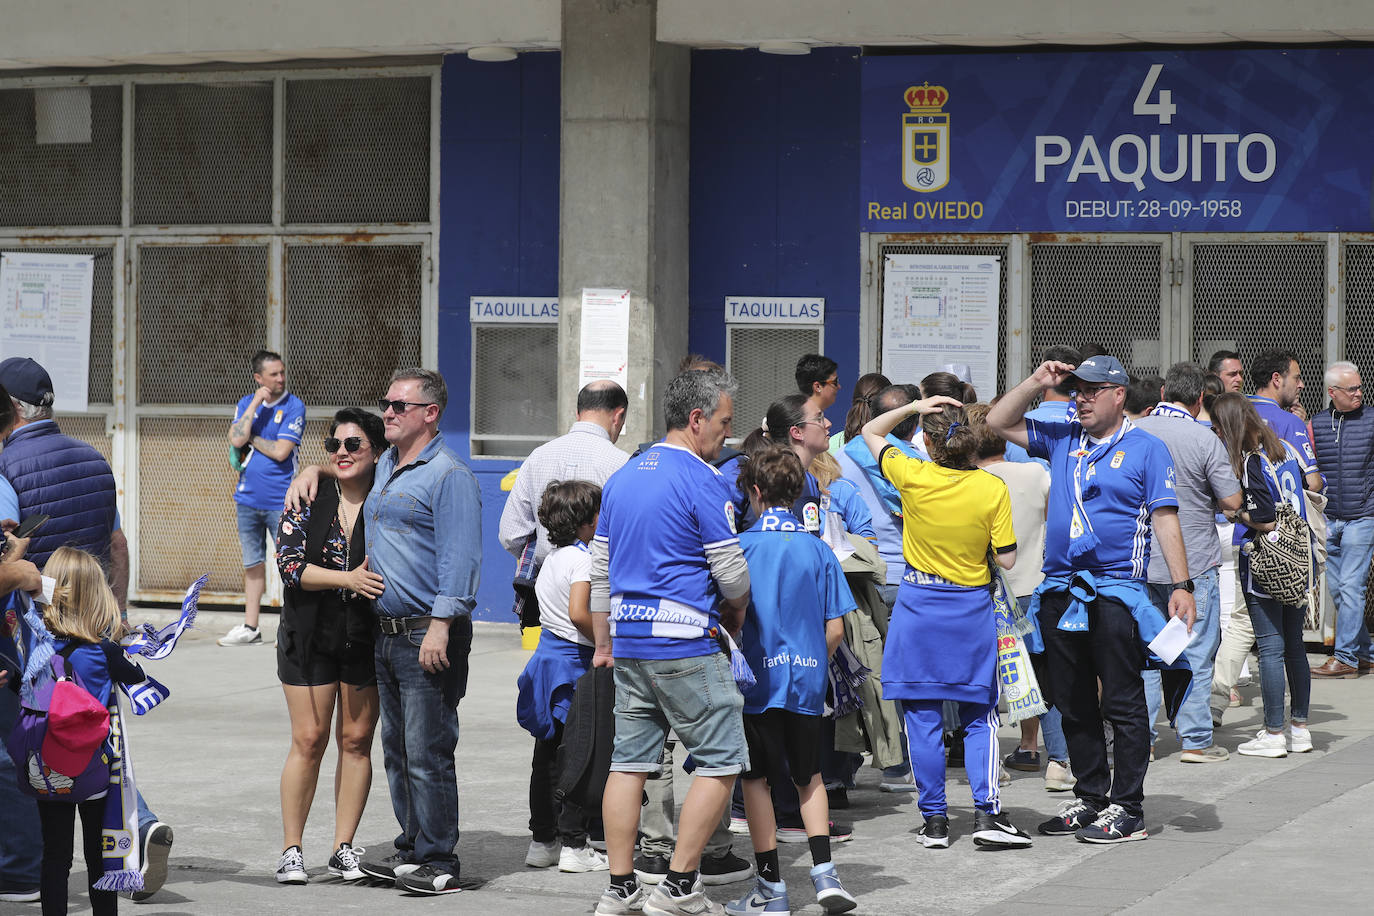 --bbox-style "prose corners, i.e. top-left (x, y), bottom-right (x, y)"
top-left (520, 626), bottom-right (542, 651)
